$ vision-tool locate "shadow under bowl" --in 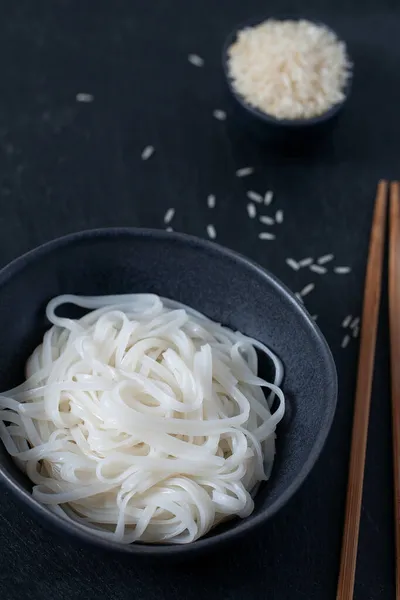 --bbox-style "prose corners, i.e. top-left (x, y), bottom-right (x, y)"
top-left (222, 16), bottom-right (352, 145)
top-left (0, 228), bottom-right (337, 557)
